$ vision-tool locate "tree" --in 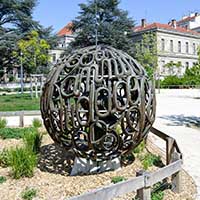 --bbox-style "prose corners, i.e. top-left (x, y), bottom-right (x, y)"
top-left (0, 0), bottom-right (57, 81)
top-left (13, 30), bottom-right (50, 75)
top-left (69, 0), bottom-right (135, 54)
top-left (164, 61), bottom-right (182, 76)
top-left (133, 32), bottom-right (157, 78)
